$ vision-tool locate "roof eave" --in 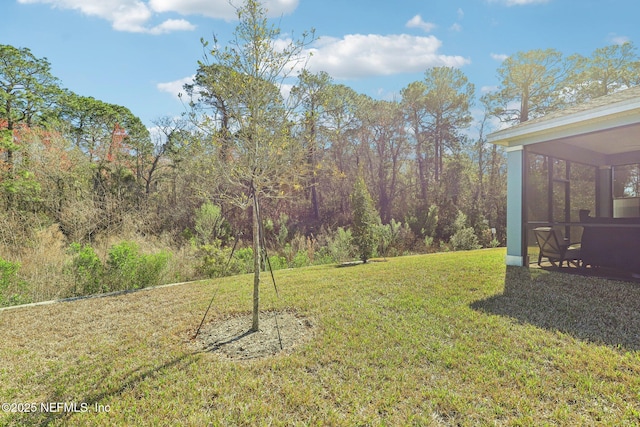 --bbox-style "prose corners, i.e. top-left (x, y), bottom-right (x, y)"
top-left (487, 98), bottom-right (640, 148)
